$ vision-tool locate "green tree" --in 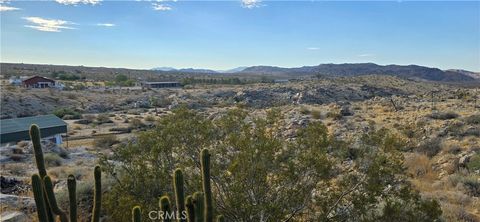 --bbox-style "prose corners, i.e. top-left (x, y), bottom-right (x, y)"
top-left (115, 74), bottom-right (128, 82)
